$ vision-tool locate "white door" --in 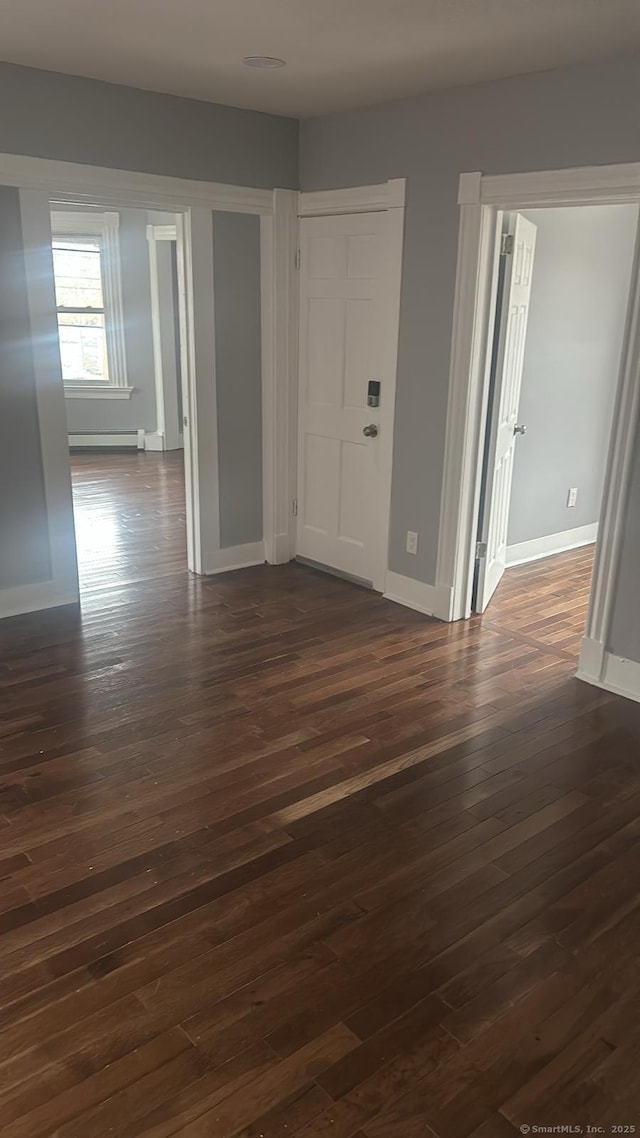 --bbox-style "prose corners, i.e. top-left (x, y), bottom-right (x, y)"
top-left (296, 212), bottom-right (389, 586)
top-left (476, 213), bottom-right (537, 612)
